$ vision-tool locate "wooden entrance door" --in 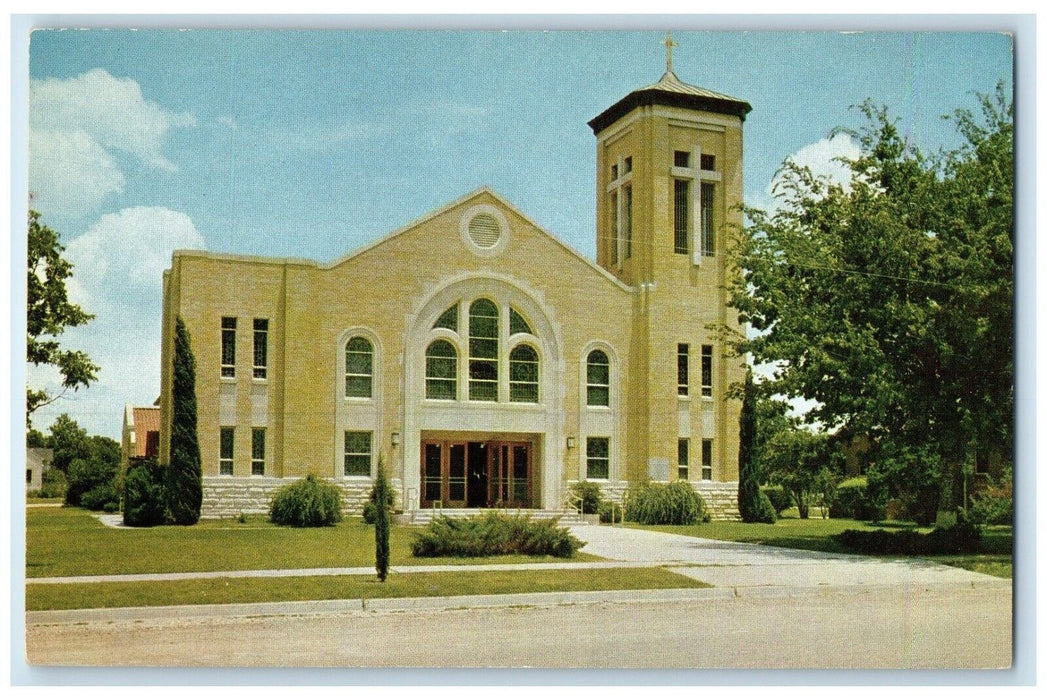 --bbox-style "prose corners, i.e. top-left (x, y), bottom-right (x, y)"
top-left (420, 441), bottom-right (467, 508)
top-left (487, 442), bottom-right (532, 508)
